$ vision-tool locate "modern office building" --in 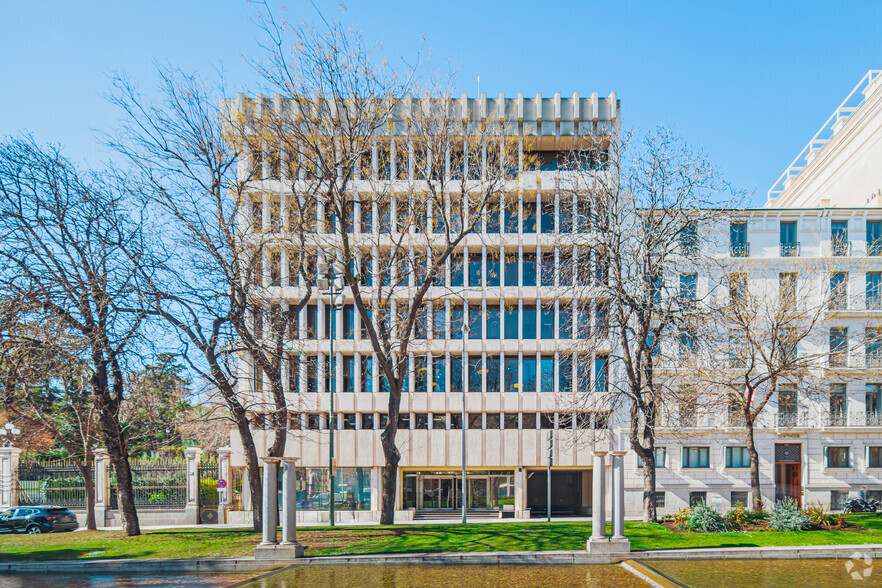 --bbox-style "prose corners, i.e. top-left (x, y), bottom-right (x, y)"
top-left (225, 92), bottom-right (621, 522)
top-left (621, 70), bottom-right (882, 515)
